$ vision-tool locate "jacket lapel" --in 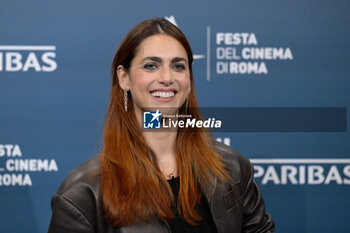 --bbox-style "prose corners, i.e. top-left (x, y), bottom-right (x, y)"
top-left (204, 175), bottom-right (242, 233)
top-left (202, 175), bottom-right (217, 206)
